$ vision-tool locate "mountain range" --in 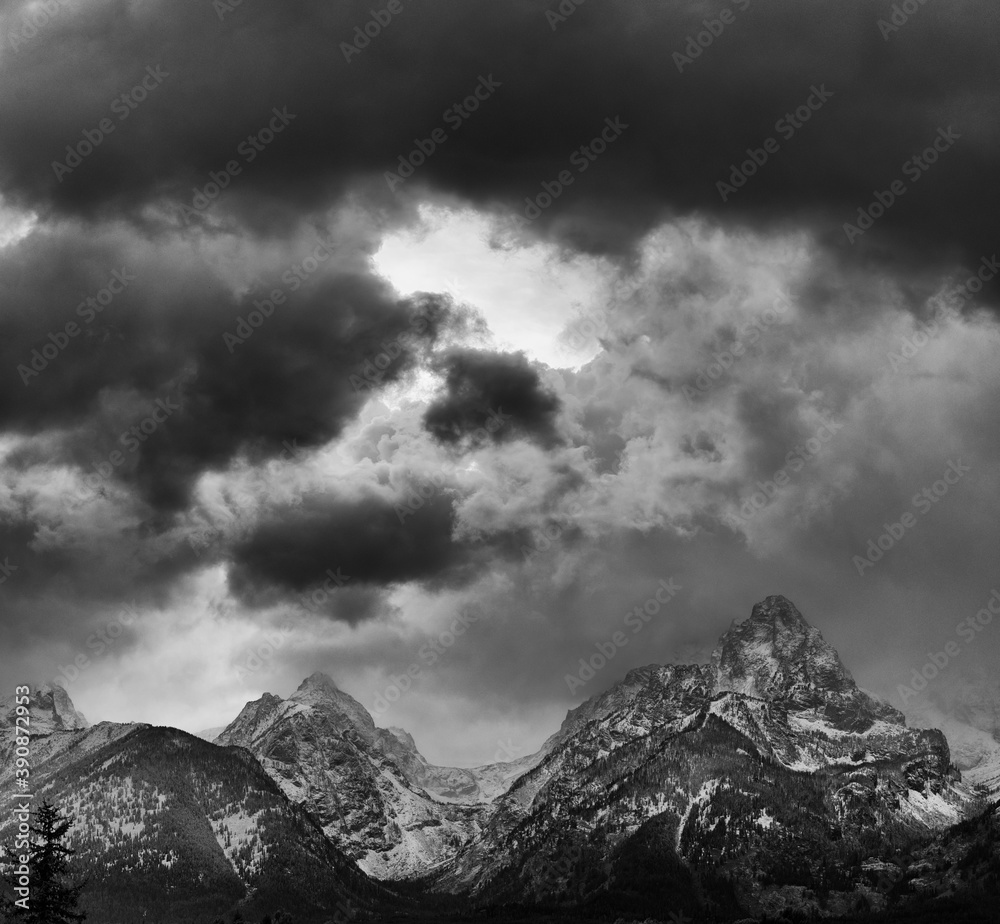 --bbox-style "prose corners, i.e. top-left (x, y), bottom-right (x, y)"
top-left (2, 594), bottom-right (998, 923)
